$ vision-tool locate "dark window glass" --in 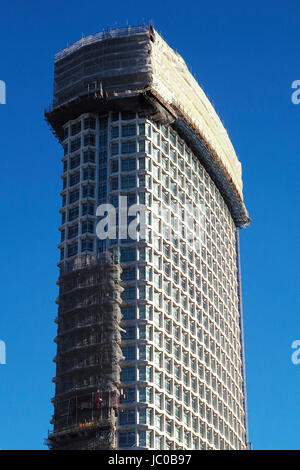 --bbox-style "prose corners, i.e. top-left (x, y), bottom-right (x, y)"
top-left (68, 207), bottom-right (79, 221)
top-left (83, 151), bottom-right (95, 163)
top-left (68, 224), bottom-right (78, 239)
top-left (122, 125), bottom-right (136, 137)
top-left (70, 172), bottom-right (80, 187)
top-left (82, 184), bottom-right (95, 198)
top-left (71, 122), bottom-right (81, 136)
top-left (121, 158), bottom-right (136, 172)
top-left (70, 155), bottom-right (80, 169)
top-left (84, 118), bottom-right (96, 130)
top-left (111, 127), bottom-right (119, 138)
top-left (84, 134), bottom-right (95, 147)
top-left (67, 242), bottom-right (78, 257)
top-left (71, 138), bottom-right (81, 152)
top-left (82, 202), bottom-right (94, 216)
top-left (121, 141), bottom-right (136, 155)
